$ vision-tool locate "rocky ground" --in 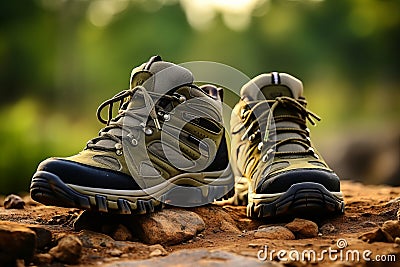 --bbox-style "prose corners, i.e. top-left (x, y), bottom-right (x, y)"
top-left (1, 180), bottom-right (400, 267)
